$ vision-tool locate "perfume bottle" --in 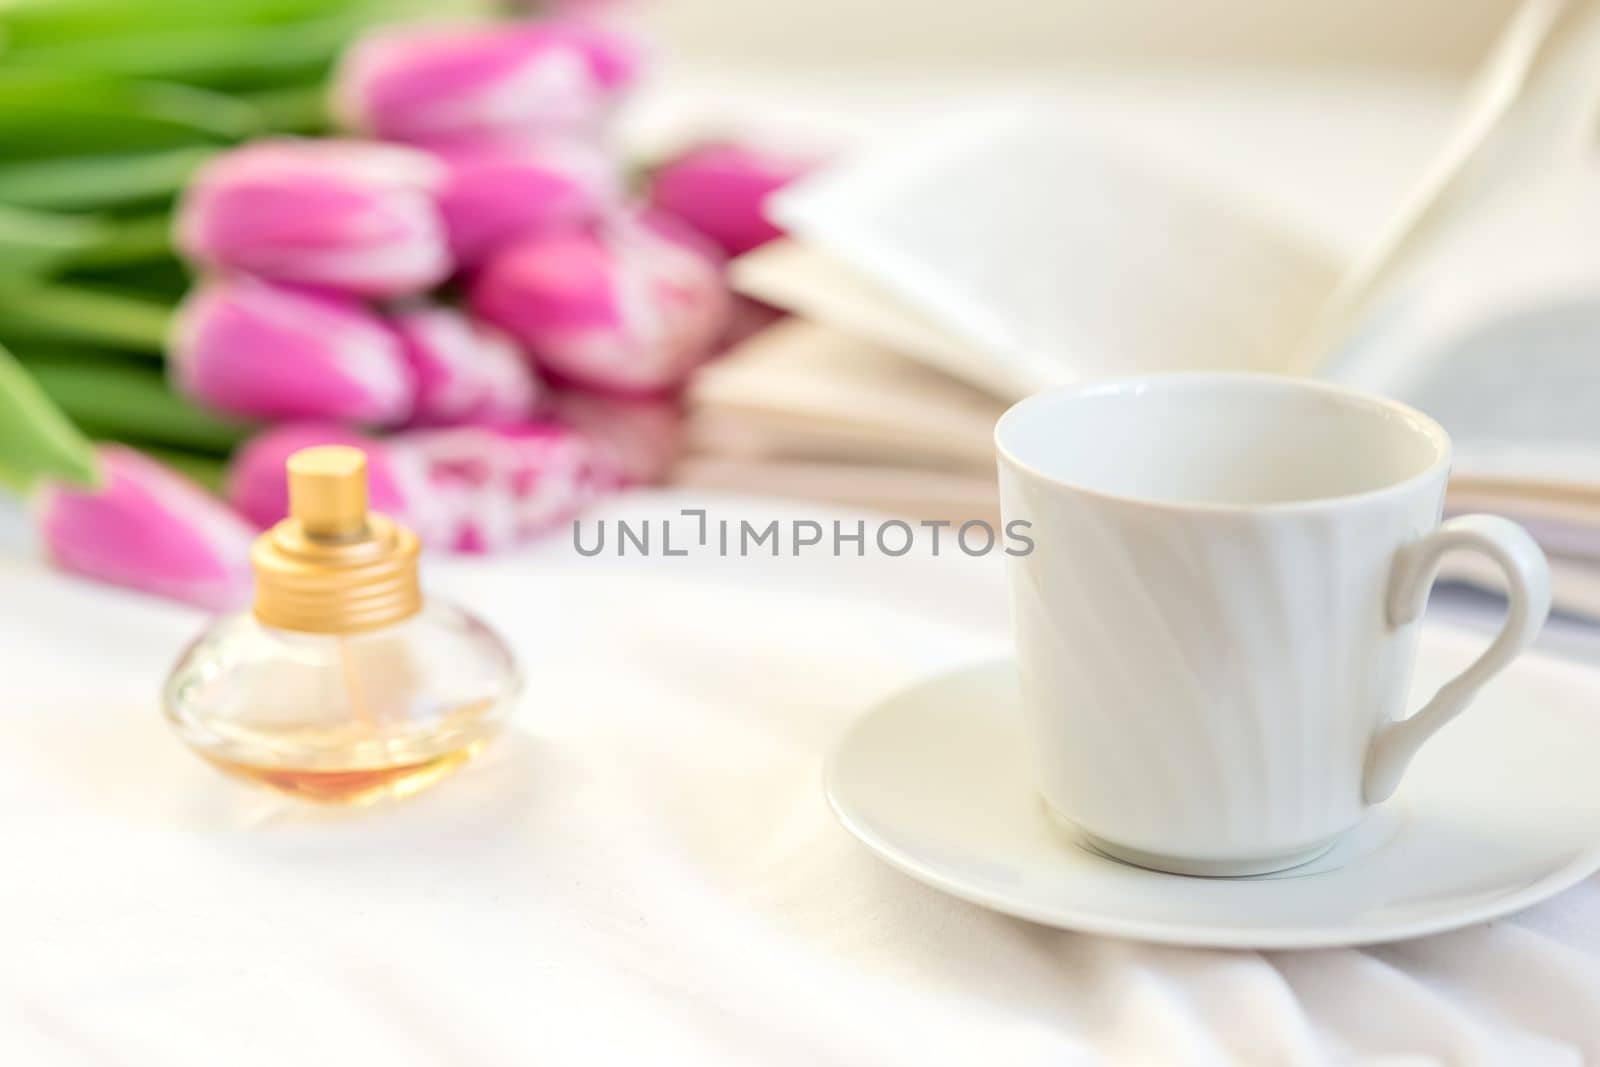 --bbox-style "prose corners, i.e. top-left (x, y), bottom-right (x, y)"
top-left (164, 446), bottom-right (520, 803)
